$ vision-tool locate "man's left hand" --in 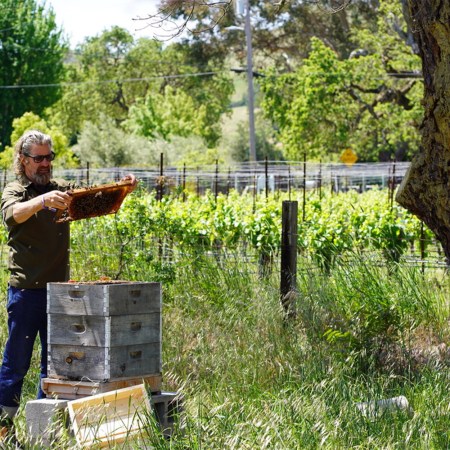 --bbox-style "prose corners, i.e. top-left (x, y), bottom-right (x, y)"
top-left (121, 174), bottom-right (138, 192)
